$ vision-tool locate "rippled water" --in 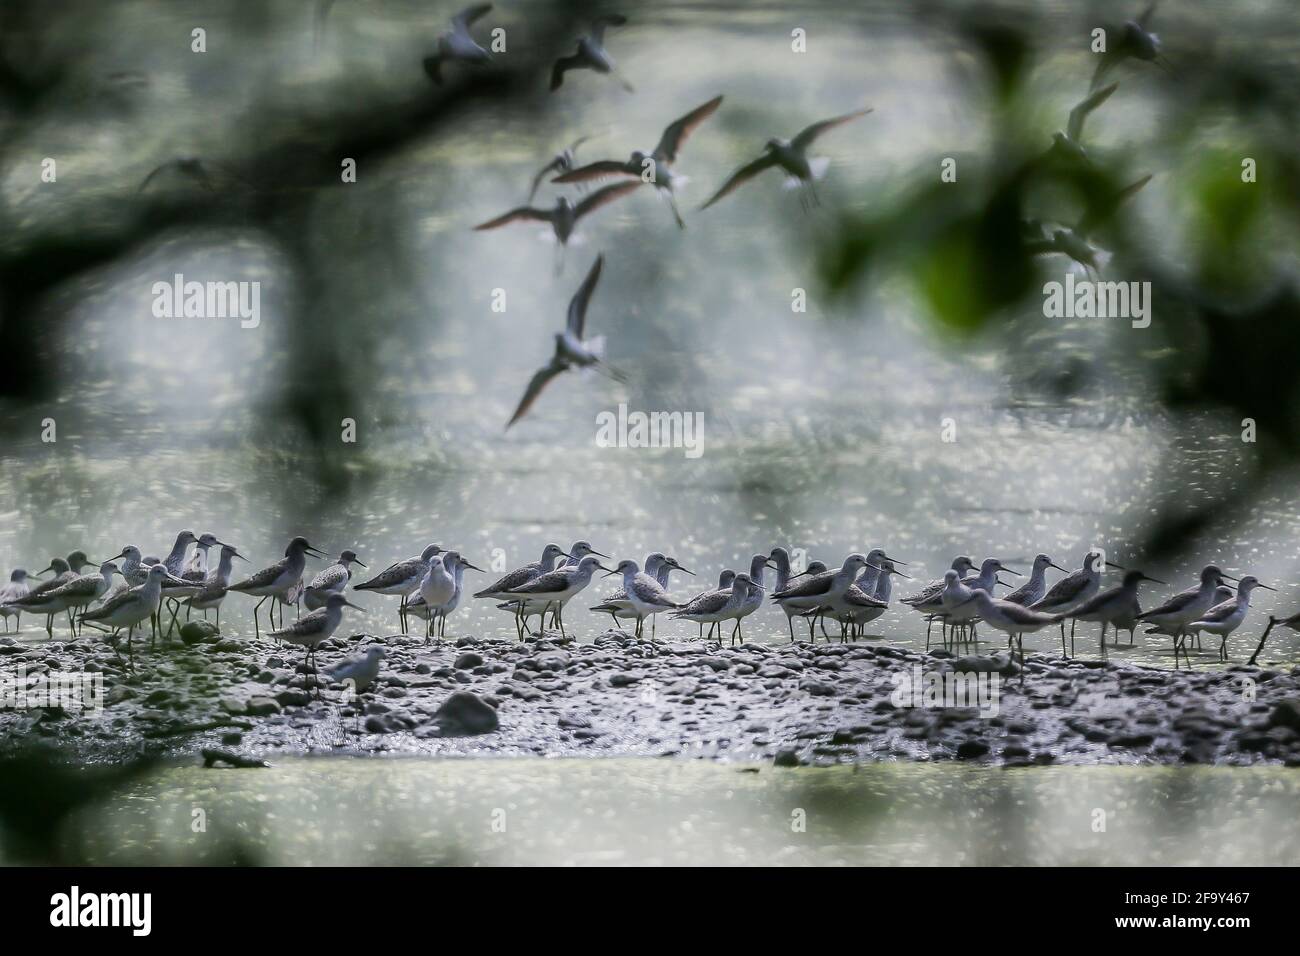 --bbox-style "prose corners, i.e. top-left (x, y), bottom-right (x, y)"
top-left (48, 758), bottom-right (1300, 866)
top-left (2, 0), bottom-right (1299, 669)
